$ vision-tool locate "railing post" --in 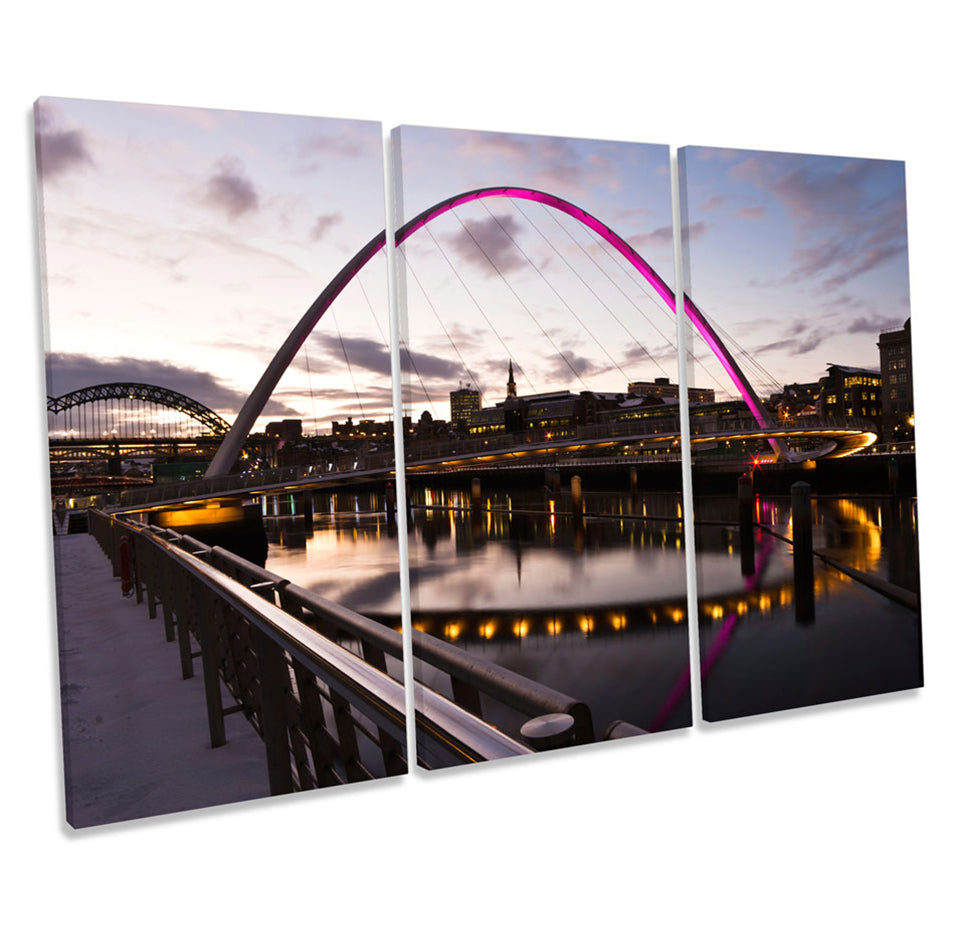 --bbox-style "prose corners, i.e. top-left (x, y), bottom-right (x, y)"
top-left (254, 627), bottom-right (294, 795)
top-left (196, 588), bottom-right (227, 747)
